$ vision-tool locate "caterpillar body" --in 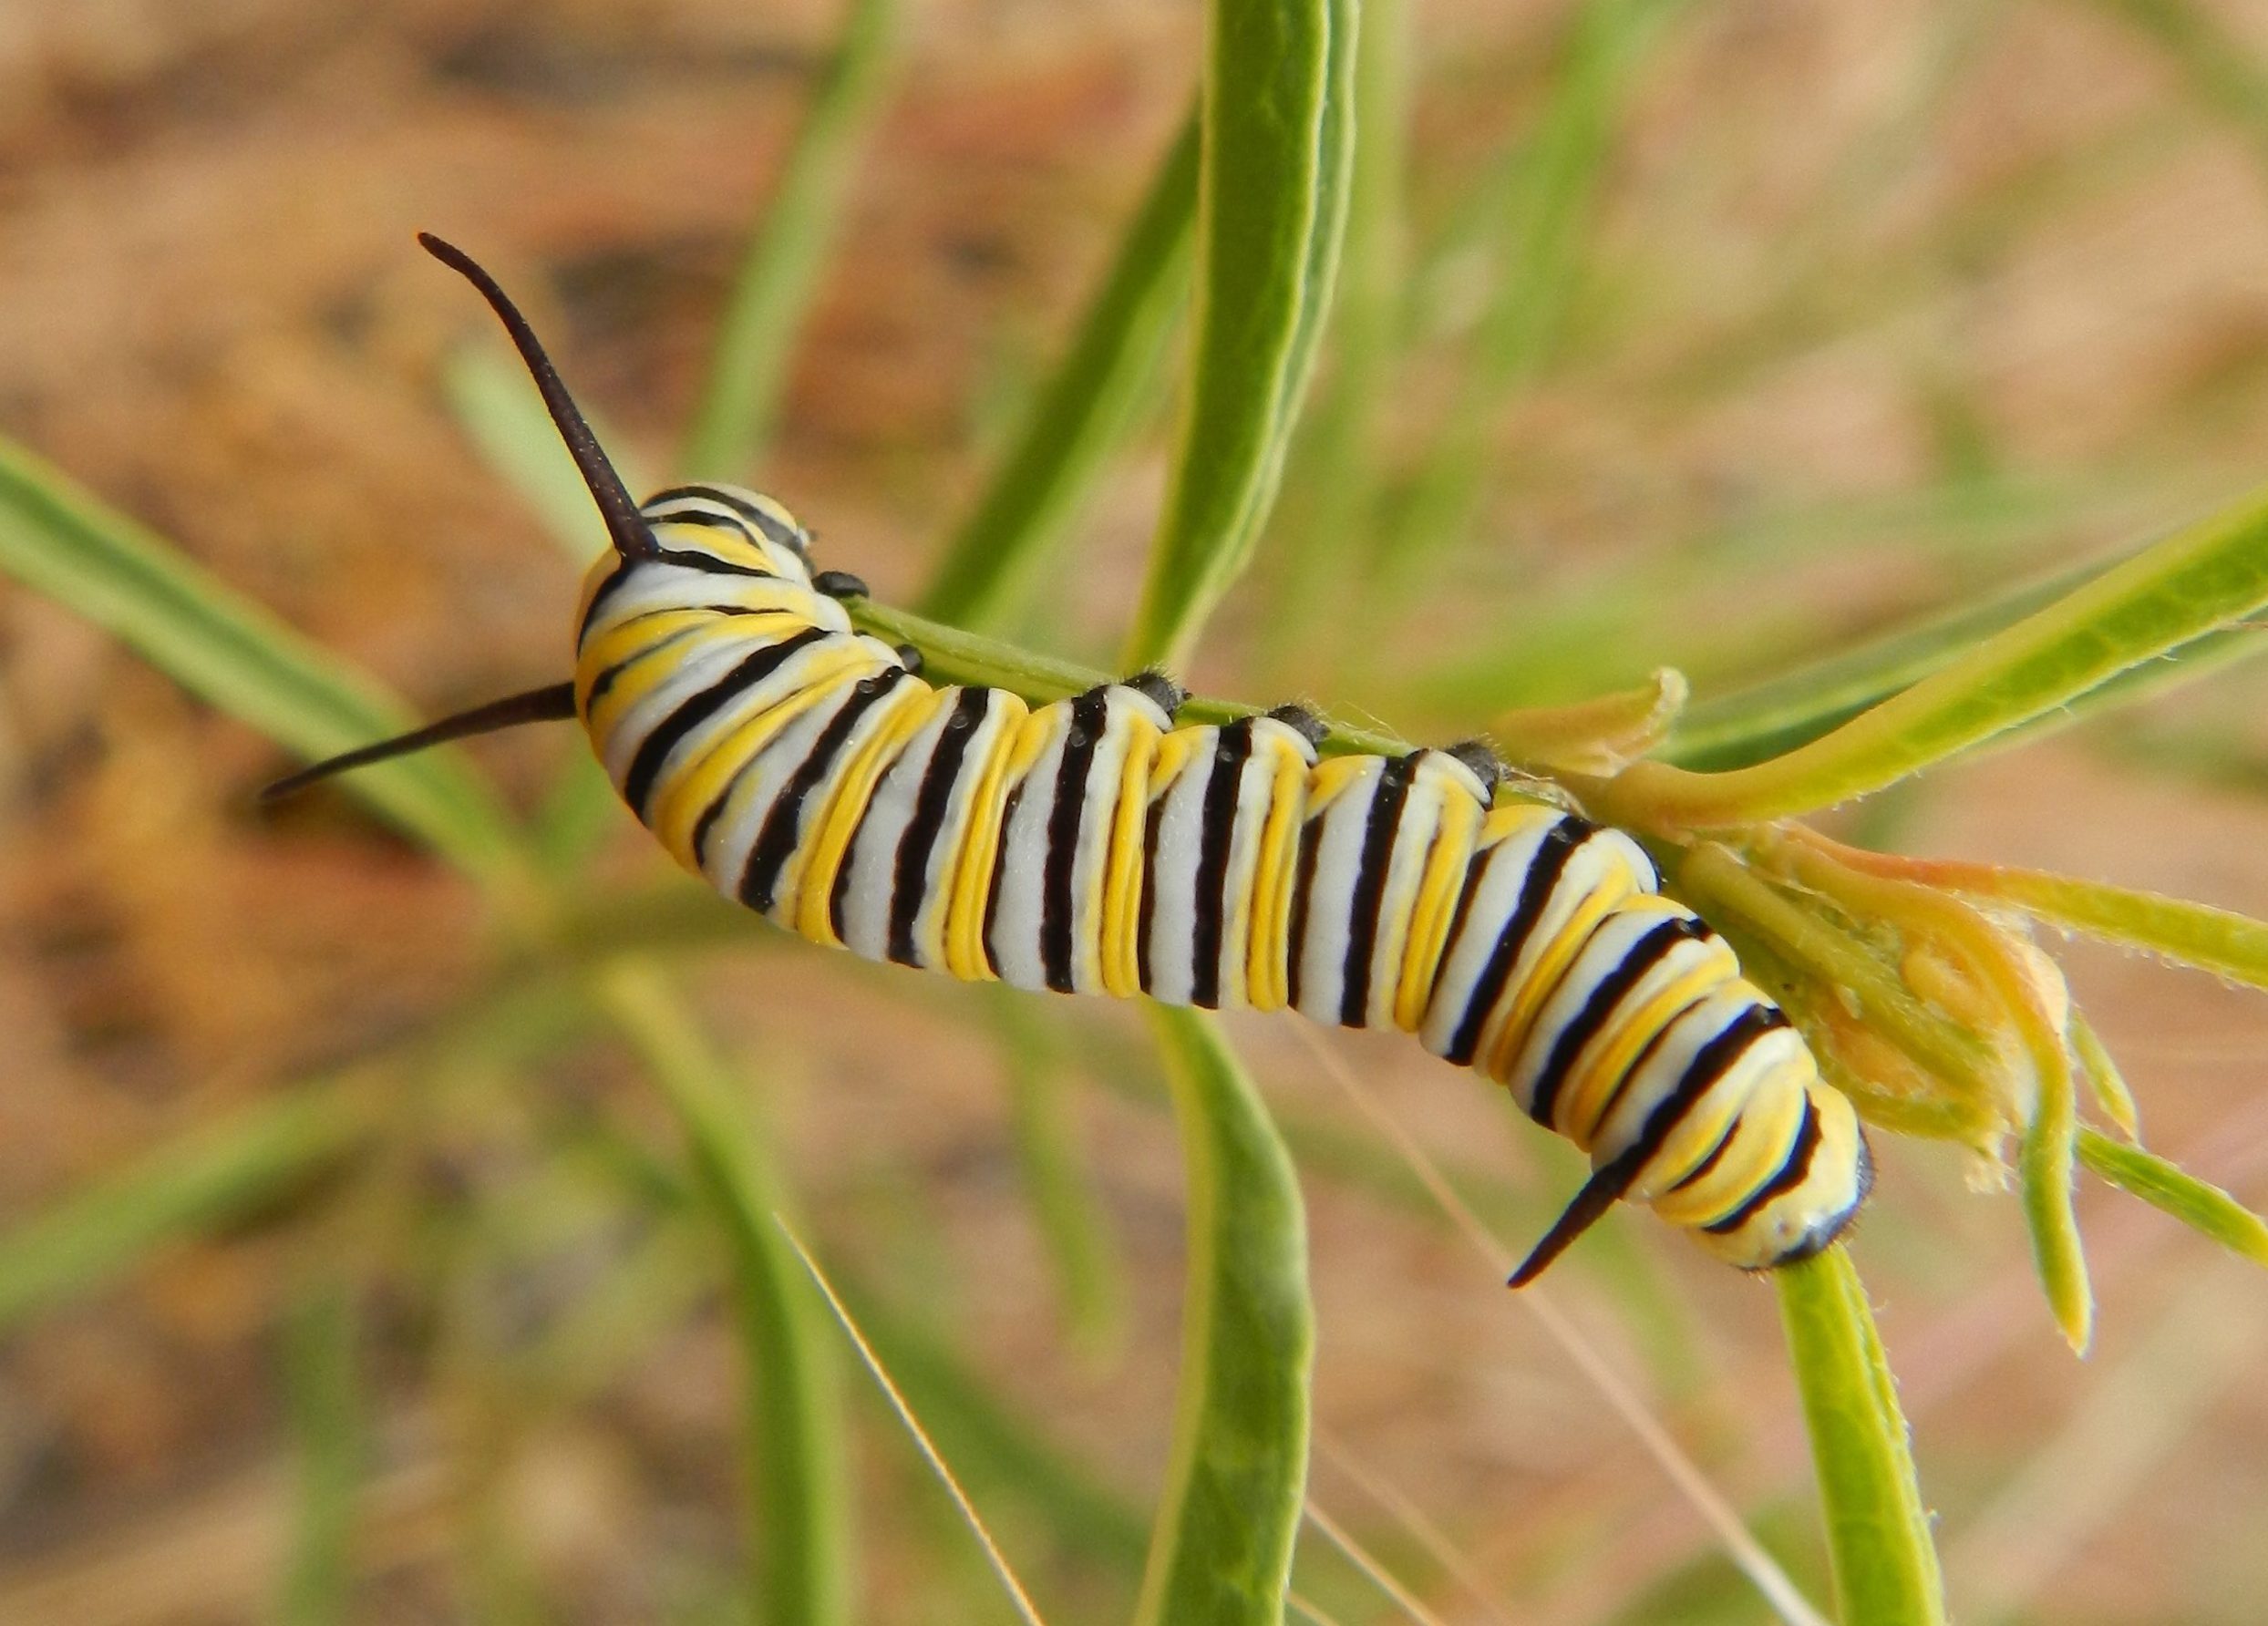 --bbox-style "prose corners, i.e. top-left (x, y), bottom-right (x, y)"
top-left (270, 236), bottom-right (1872, 1282)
